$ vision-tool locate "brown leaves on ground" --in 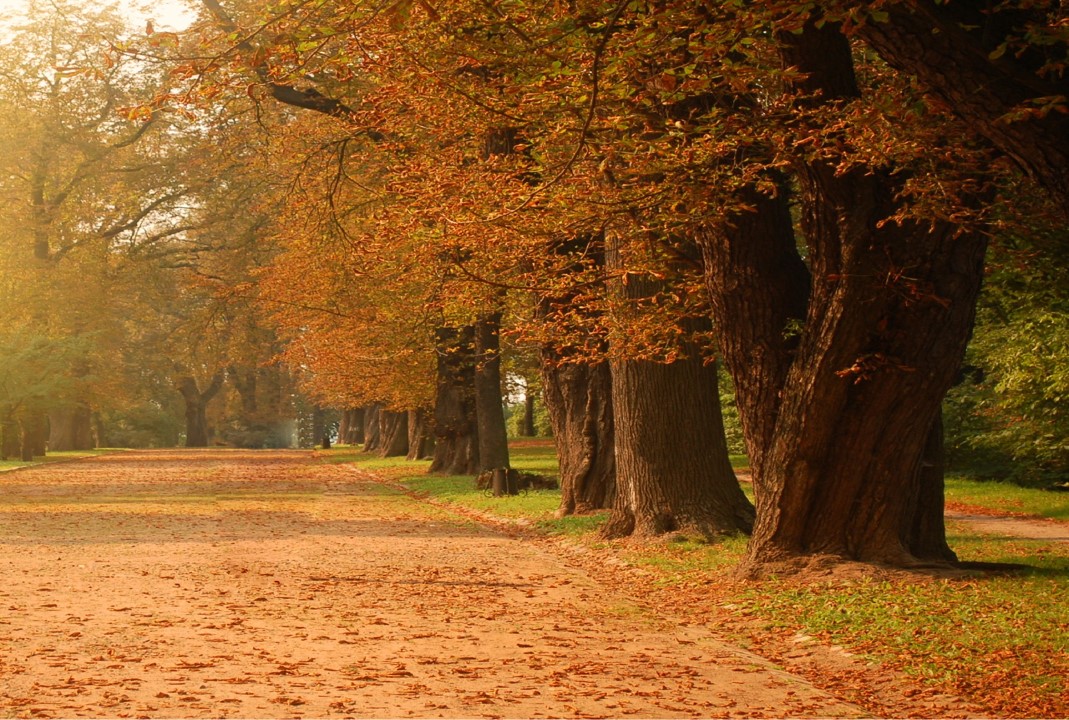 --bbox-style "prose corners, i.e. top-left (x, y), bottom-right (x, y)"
top-left (0, 448), bottom-right (864, 719)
